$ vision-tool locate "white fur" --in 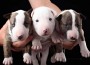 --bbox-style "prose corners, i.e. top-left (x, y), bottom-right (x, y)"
top-left (3, 57), bottom-right (13, 65)
top-left (23, 53), bottom-right (32, 64)
top-left (51, 52), bottom-right (66, 63)
top-left (79, 41), bottom-right (90, 57)
top-left (31, 6), bottom-right (56, 37)
top-left (54, 52), bottom-right (66, 62)
top-left (9, 10), bottom-right (29, 42)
